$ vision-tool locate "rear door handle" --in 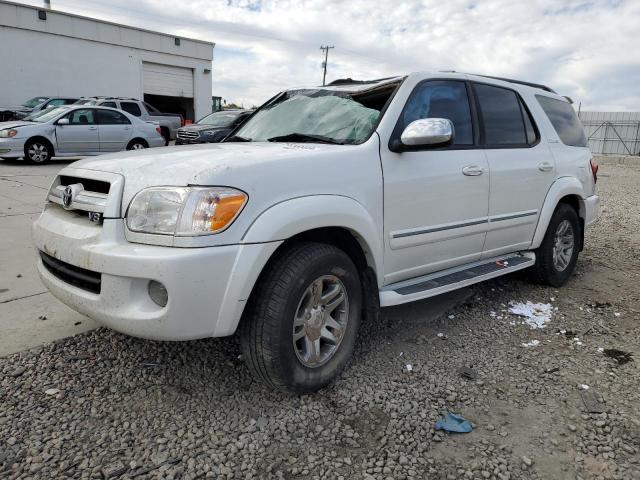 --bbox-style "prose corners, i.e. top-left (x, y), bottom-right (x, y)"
top-left (462, 165), bottom-right (484, 176)
top-left (538, 162), bottom-right (553, 172)
top-left (88, 126), bottom-right (98, 131)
